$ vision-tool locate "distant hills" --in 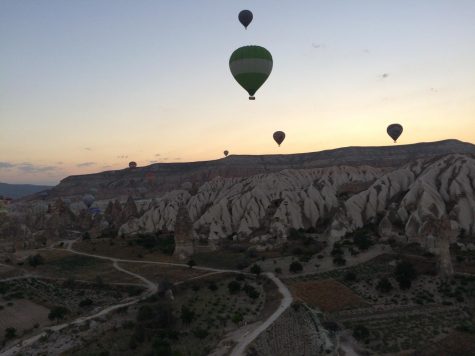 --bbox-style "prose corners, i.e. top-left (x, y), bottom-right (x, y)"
top-left (0, 182), bottom-right (51, 199)
top-left (47, 139), bottom-right (475, 200)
